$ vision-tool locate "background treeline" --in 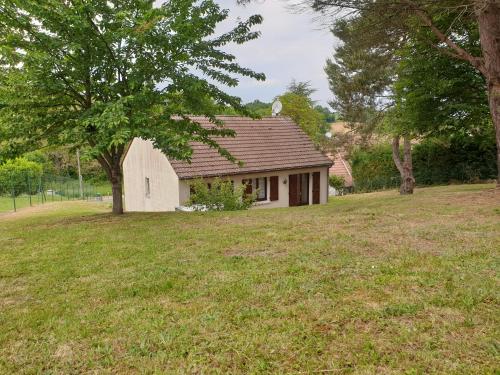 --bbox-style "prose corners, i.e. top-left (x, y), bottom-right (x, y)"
top-left (318, 0), bottom-right (499, 195)
top-left (0, 148), bottom-right (107, 195)
top-left (351, 132), bottom-right (497, 192)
